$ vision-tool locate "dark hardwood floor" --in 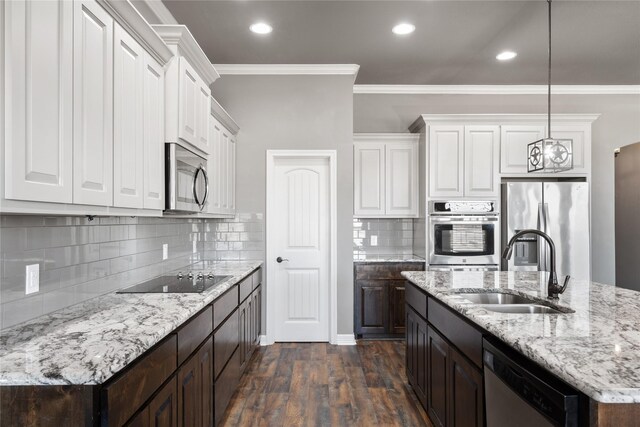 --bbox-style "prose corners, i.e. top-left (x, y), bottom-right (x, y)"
top-left (220, 340), bottom-right (432, 426)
